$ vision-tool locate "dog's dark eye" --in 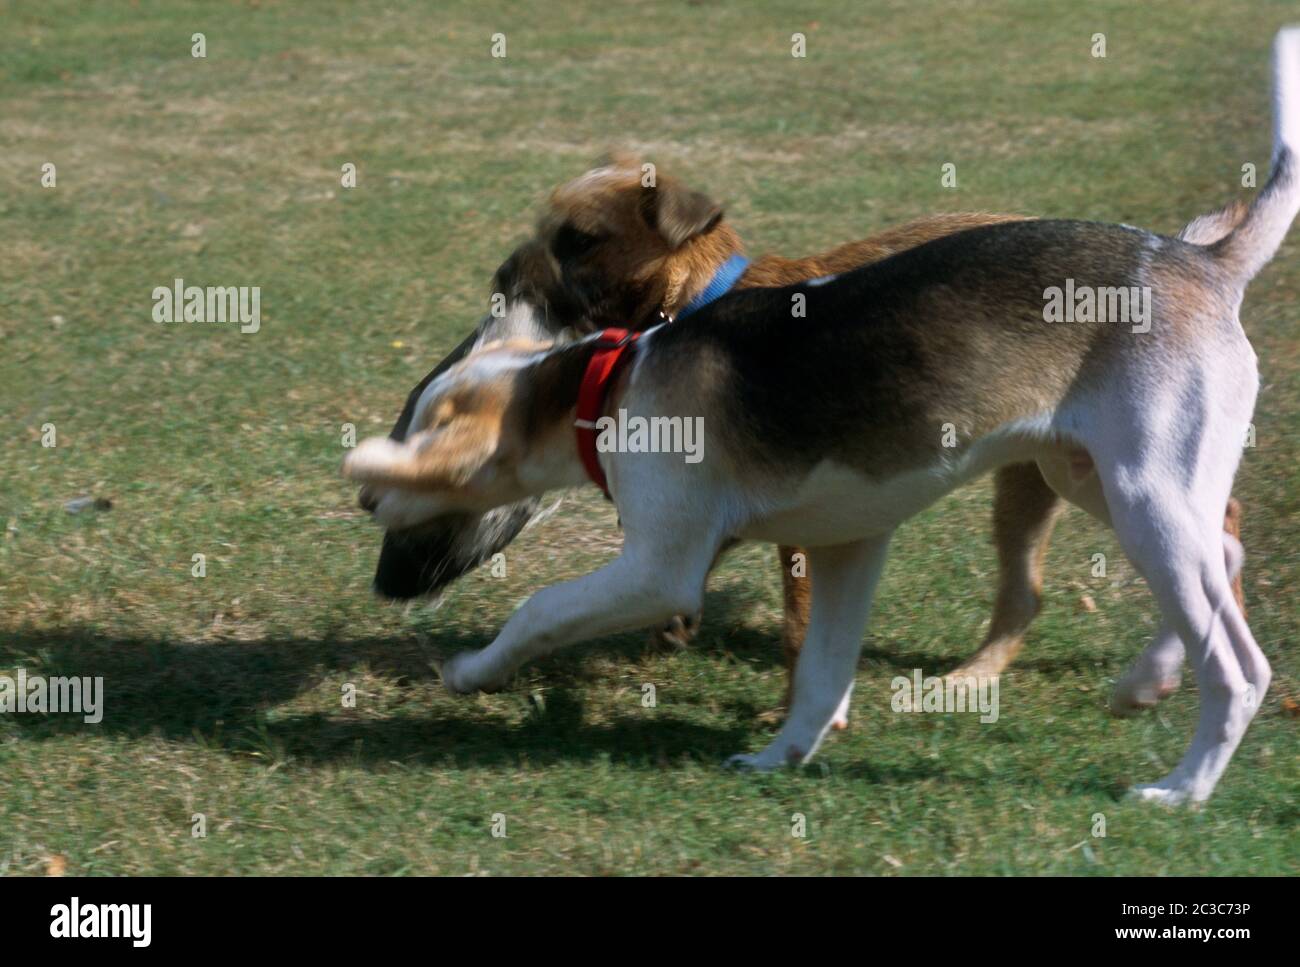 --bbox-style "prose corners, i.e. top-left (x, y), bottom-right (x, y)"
top-left (552, 223), bottom-right (602, 260)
